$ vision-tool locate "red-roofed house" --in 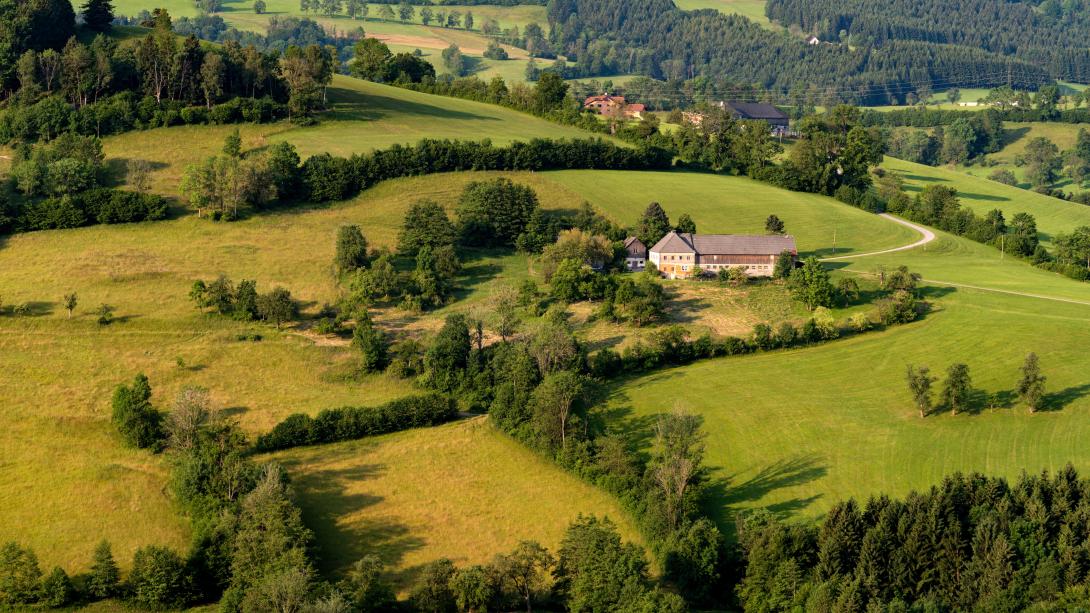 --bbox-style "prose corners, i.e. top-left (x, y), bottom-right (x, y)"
top-left (584, 94), bottom-right (646, 119)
